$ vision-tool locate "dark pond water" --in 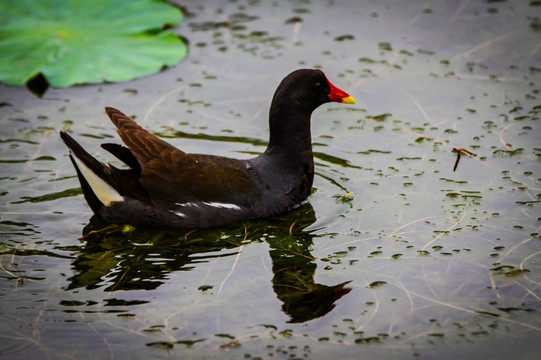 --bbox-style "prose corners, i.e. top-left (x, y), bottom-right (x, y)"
top-left (1, 0), bottom-right (540, 359)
